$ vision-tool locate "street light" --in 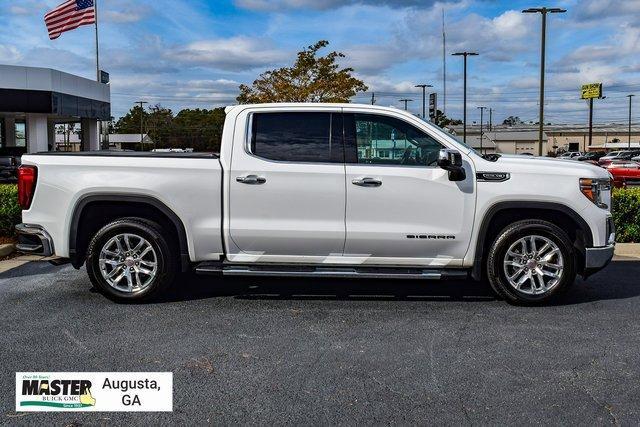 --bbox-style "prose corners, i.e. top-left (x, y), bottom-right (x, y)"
top-left (452, 51), bottom-right (478, 145)
top-left (399, 98), bottom-right (413, 111)
top-left (627, 94), bottom-right (635, 149)
top-left (522, 7), bottom-right (566, 156)
top-left (135, 101), bottom-right (148, 151)
top-left (477, 106), bottom-right (487, 154)
top-left (415, 84), bottom-right (433, 119)
top-left (587, 95), bottom-right (606, 148)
